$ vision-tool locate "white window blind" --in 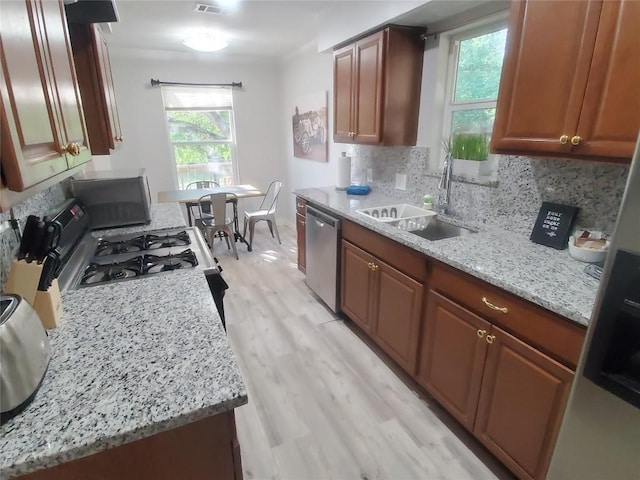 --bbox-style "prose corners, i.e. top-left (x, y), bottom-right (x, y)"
top-left (161, 86), bottom-right (233, 110)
